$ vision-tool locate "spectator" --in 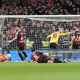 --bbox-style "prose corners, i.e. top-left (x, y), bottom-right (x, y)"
top-left (0, 0), bottom-right (80, 15)
top-left (1, 18), bottom-right (80, 50)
